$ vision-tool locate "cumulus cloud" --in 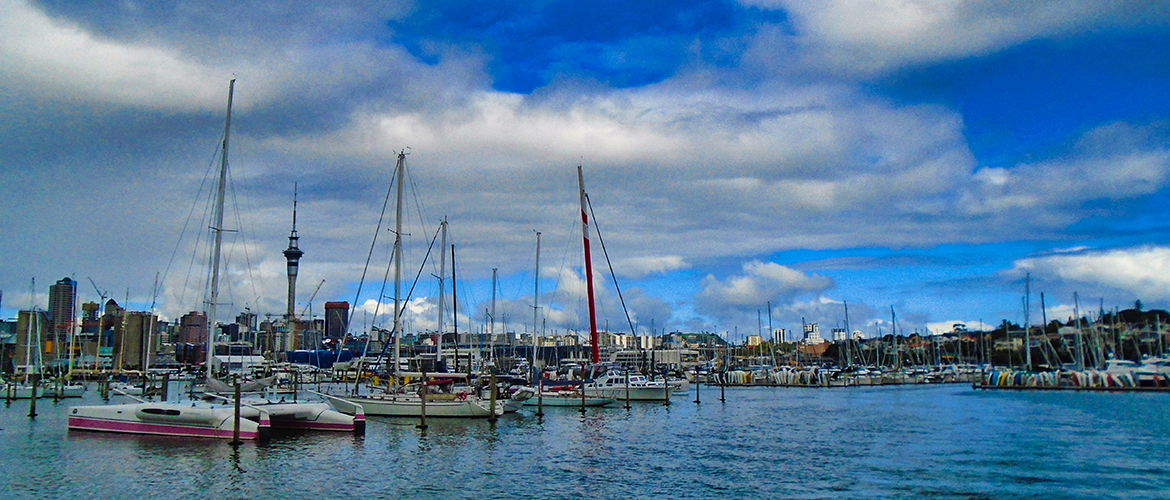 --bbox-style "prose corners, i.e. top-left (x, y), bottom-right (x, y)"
top-left (0, 0), bottom-right (228, 111)
top-left (695, 261), bottom-right (833, 314)
top-left (744, 0), bottom-right (1170, 74)
top-left (1010, 245), bottom-right (1170, 303)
